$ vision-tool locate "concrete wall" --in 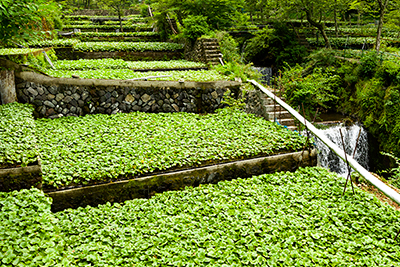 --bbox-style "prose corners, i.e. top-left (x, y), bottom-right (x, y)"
top-left (15, 71), bottom-right (241, 118)
top-left (48, 149), bottom-right (317, 211)
top-left (0, 70), bottom-right (17, 104)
